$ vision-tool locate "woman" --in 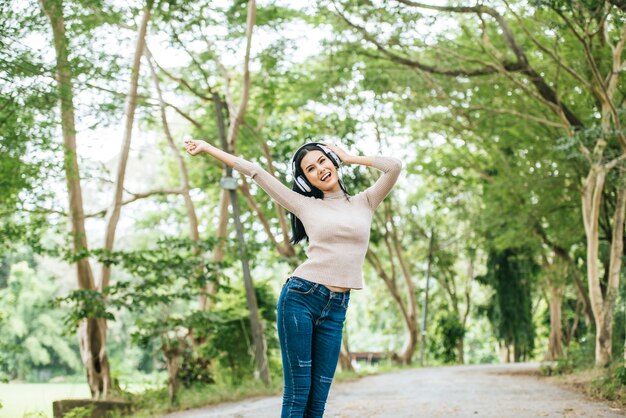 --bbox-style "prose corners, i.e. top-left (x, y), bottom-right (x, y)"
top-left (184, 138), bottom-right (402, 417)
